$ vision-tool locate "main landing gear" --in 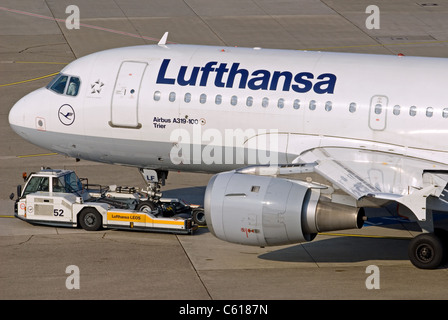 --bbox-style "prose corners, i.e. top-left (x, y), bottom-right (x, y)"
top-left (408, 229), bottom-right (448, 269)
top-left (137, 169), bottom-right (206, 226)
top-left (396, 178), bottom-right (448, 269)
